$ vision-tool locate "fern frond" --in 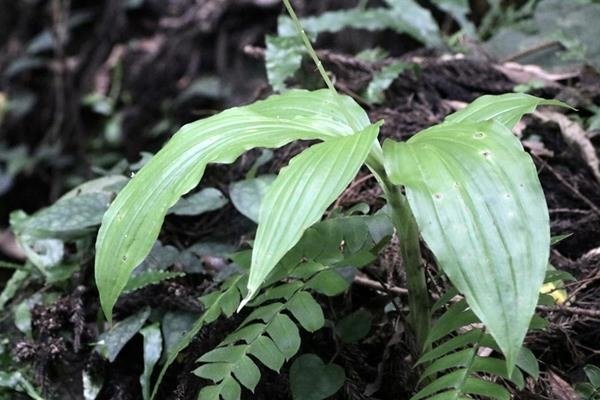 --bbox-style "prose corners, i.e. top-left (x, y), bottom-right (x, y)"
top-left (412, 294), bottom-right (539, 400)
top-left (150, 214), bottom-right (393, 400)
top-left (150, 274), bottom-right (248, 399)
top-left (194, 275), bottom-right (325, 399)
